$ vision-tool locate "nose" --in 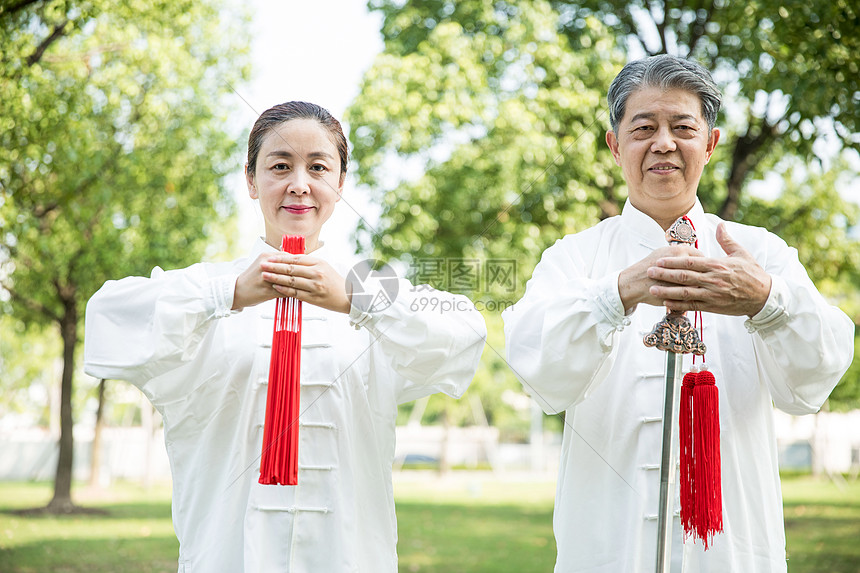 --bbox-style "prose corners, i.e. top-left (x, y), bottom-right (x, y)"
top-left (650, 126), bottom-right (676, 153)
top-left (287, 168), bottom-right (311, 195)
